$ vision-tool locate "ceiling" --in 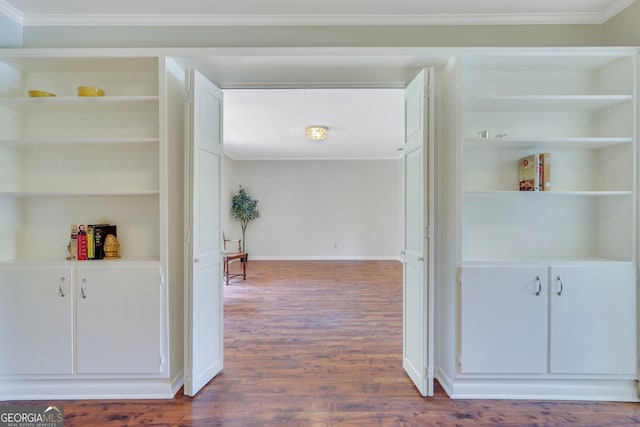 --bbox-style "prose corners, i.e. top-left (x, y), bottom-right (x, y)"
top-left (1, 0), bottom-right (636, 26)
top-left (2, 0), bottom-right (635, 160)
top-left (223, 88), bottom-right (404, 160)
